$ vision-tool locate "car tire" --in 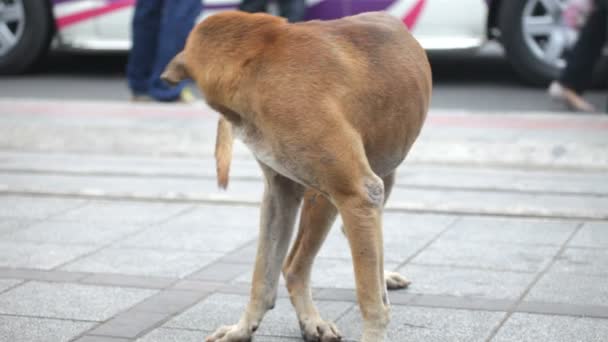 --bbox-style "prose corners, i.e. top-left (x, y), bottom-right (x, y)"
top-left (0, 0), bottom-right (54, 75)
top-left (499, 0), bottom-right (564, 86)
